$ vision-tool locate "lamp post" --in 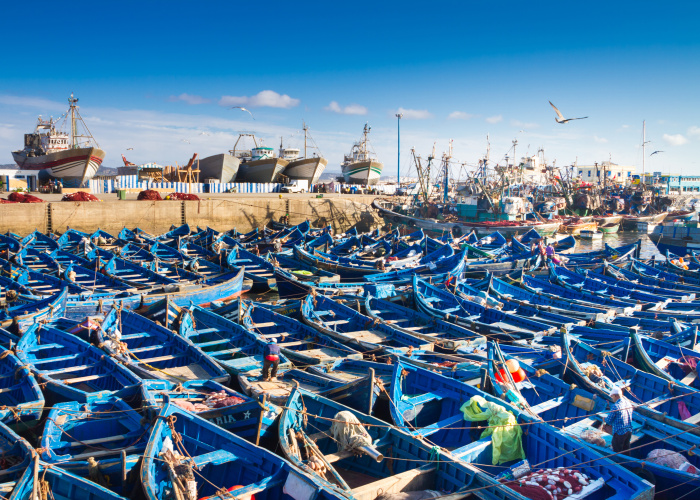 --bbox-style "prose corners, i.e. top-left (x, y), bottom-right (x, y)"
top-left (395, 113), bottom-right (403, 186)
